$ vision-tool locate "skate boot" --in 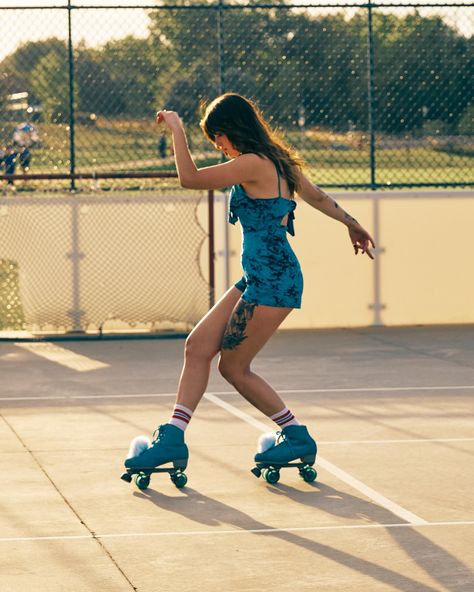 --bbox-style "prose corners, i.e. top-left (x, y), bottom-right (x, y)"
top-left (251, 425), bottom-right (317, 484)
top-left (121, 424), bottom-right (189, 490)
top-left (124, 424), bottom-right (188, 469)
